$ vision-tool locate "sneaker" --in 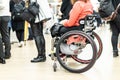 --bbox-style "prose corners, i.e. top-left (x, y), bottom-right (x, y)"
top-left (4, 52), bottom-right (11, 59)
top-left (18, 41), bottom-right (24, 47)
top-left (27, 38), bottom-right (33, 40)
top-left (113, 50), bottom-right (119, 57)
